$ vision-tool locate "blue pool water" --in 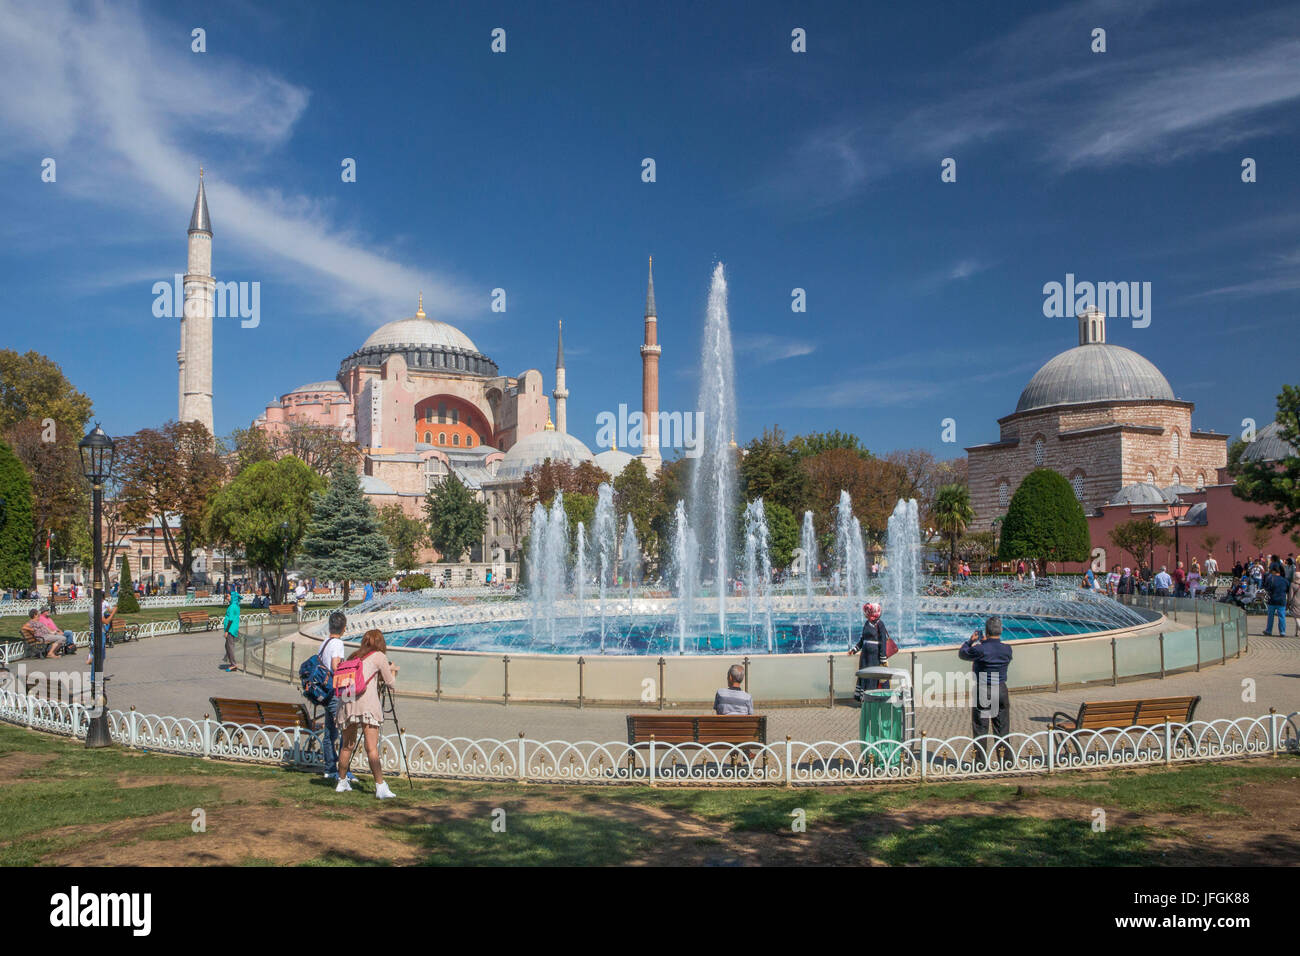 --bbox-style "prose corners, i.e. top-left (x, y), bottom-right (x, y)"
top-left (382, 611), bottom-right (1106, 656)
